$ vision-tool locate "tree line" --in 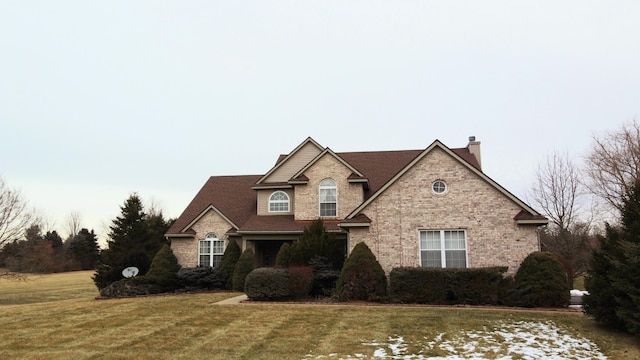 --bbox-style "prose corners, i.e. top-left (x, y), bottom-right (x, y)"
top-left (0, 189), bottom-right (172, 277)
